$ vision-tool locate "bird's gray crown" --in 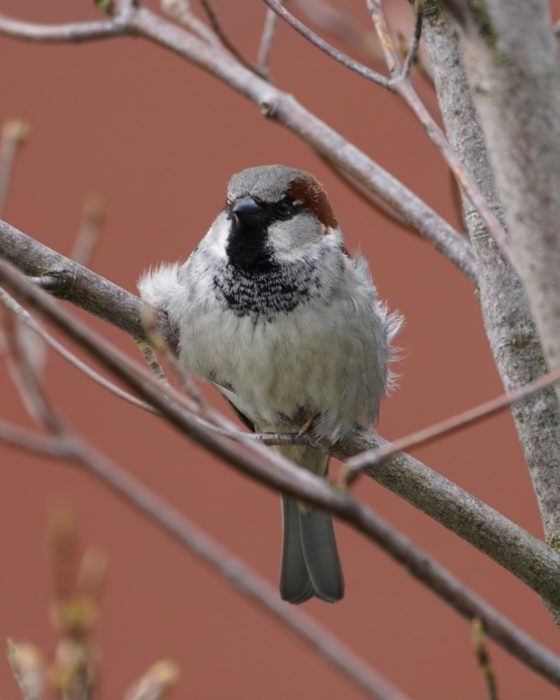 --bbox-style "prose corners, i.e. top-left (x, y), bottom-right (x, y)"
top-left (227, 164), bottom-right (313, 203)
